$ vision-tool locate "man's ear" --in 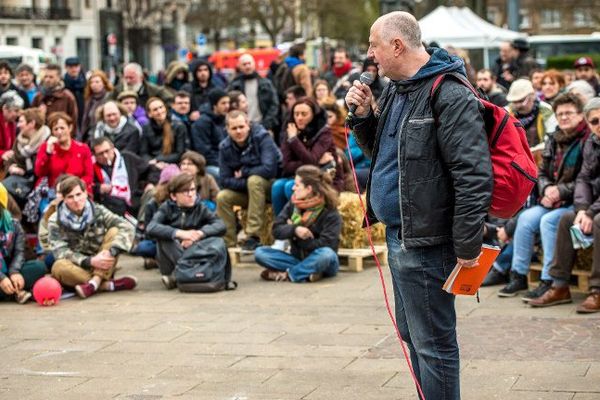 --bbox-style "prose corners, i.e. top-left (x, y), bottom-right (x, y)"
top-left (392, 38), bottom-right (405, 56)
top-left (170, 193), bottom-right (177, 202)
